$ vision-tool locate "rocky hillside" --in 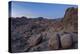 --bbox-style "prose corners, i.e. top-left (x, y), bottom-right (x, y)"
top-left (9, 7), bottom-right (78, 53)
